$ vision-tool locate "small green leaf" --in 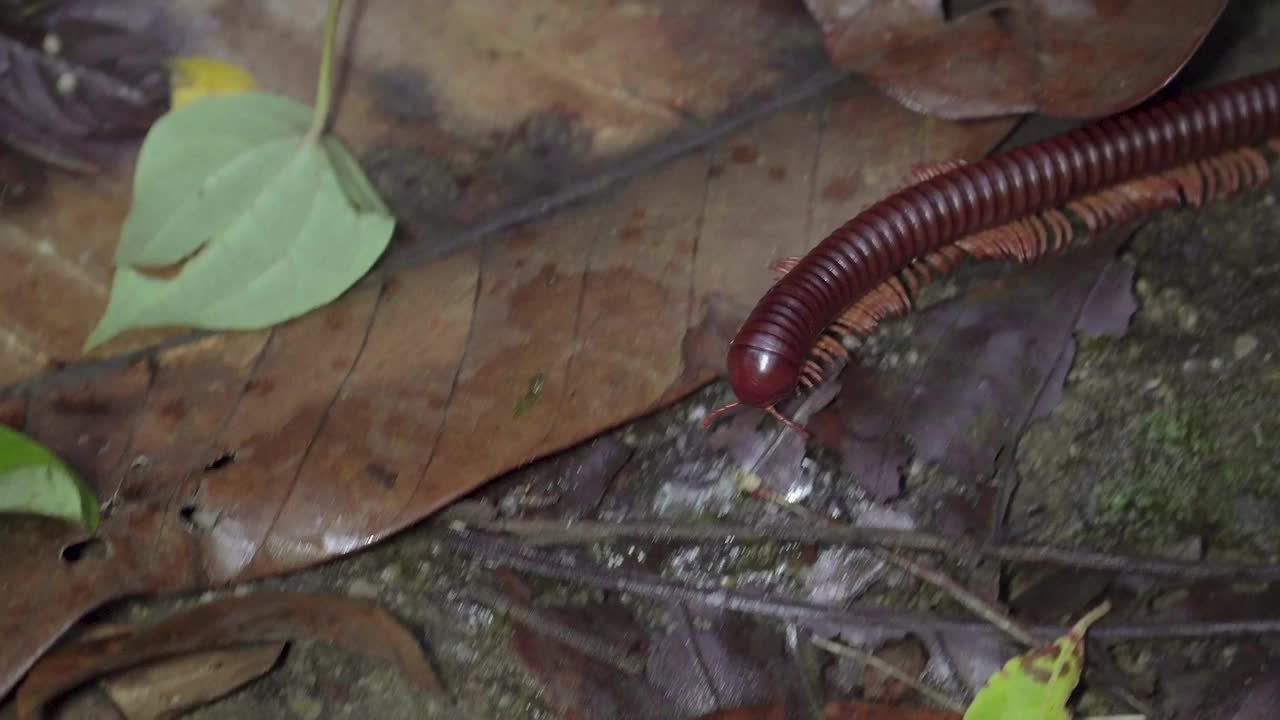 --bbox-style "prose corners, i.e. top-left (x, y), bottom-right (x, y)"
top-left (513, 373), bottom-right (546, 417)
top-left (0, 426), bottom-right (99, 531)
top-left (964, 603), bottom-right (1111, 720)
top-left (114, 93), bottom-right (316, 268)
top-left (87, 92), bottom-right (395, 349)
